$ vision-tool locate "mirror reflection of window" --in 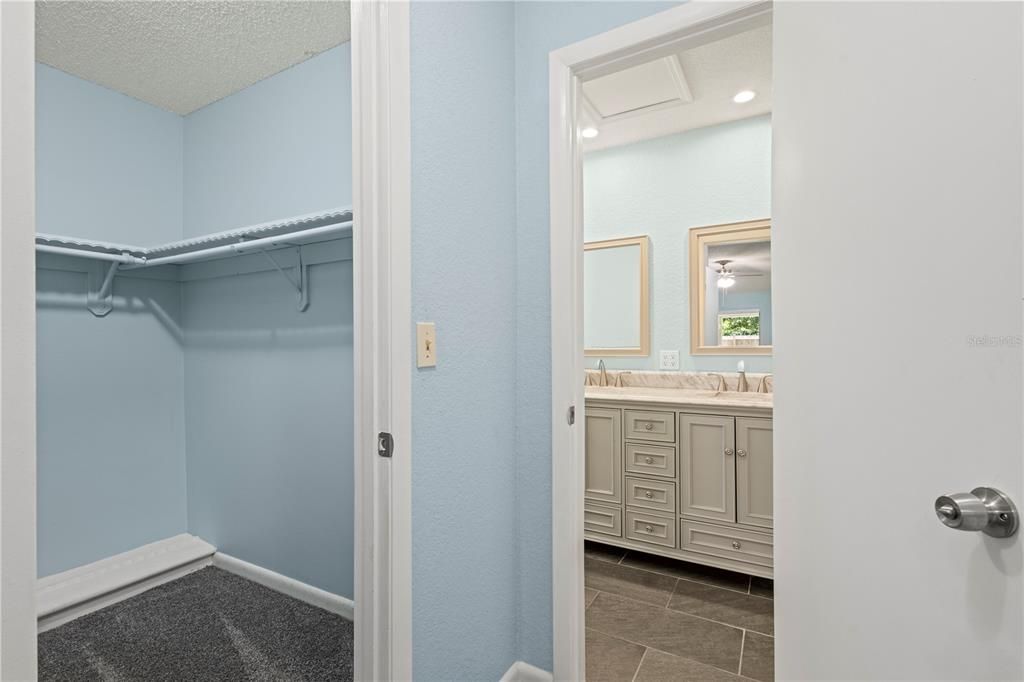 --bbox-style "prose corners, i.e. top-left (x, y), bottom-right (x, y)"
top-left (690, 220), bottom-right (772, 354)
